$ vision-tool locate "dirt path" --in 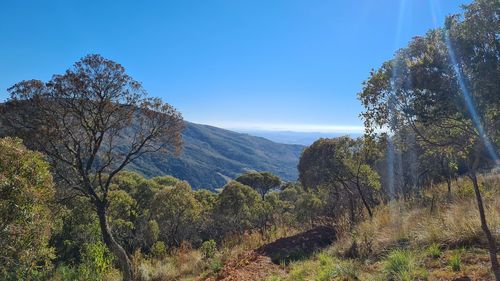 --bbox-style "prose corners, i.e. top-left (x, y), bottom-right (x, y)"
top-left (206, 226), bottom-right (336, 281)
